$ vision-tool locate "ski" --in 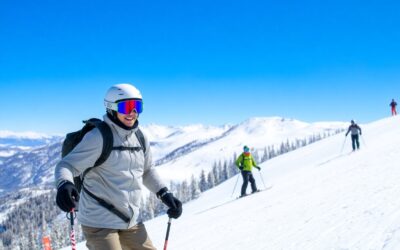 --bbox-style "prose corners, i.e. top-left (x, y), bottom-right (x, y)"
top-left (236, 185), bottom-right (273, 199)
top-left (195, 185), bottom-right (273, 215)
